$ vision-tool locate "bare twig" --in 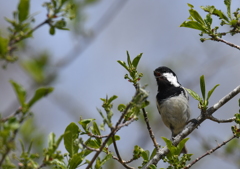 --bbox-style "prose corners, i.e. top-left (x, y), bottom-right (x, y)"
top-left (206, 115), bottom-right (236, 123)
top-left (142, 85), bottom-right (240, 169)
top-left (211, 37), bottom-right (240, 50)
top-left (112, 133), bottom-right (134, 169)
top-left (0, 108), bottom-right (21, 122)
top-left (183, 135), bottom-right (237, 169)
top-left (142, 108), bottom-right (160, 151)
top-left (88, 133), bottom-right (109, 139)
